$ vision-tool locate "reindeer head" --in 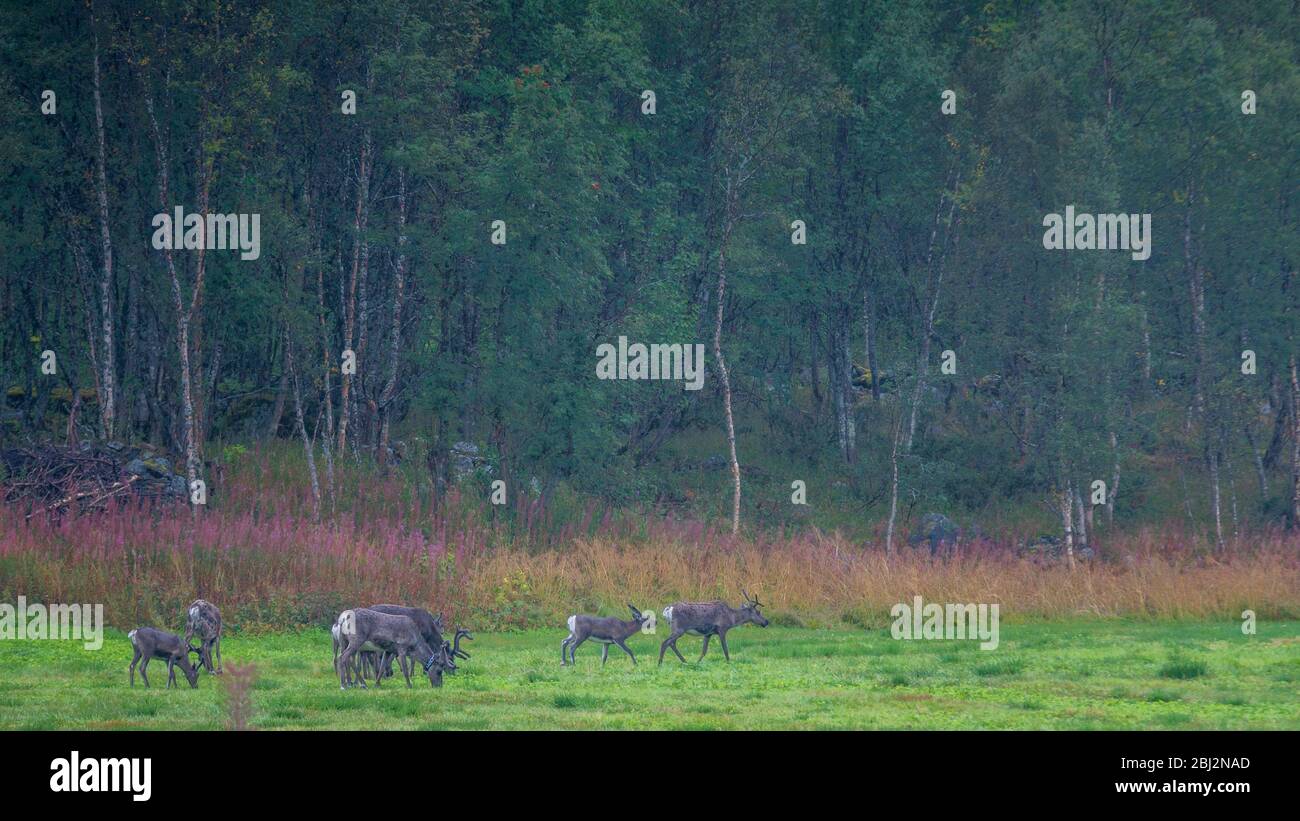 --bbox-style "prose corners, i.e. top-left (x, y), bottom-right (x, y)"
top-left (422, 647), bottom-right (451, 687)
top-left (627, 603), bottom-right (649, 626)
top-left (740, 590), bottom-right (769, 627)
top-left (182, 646), bottom-right (202, 687)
